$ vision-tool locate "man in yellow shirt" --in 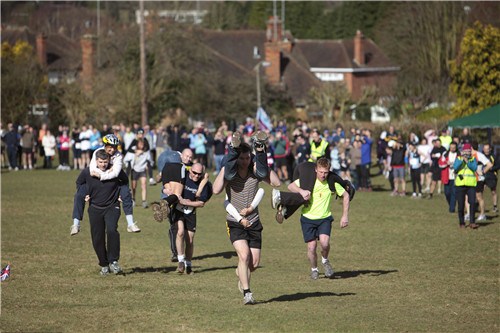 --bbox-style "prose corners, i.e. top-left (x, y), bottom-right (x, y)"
top-left (286, 158), bottom-right (350, 279)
